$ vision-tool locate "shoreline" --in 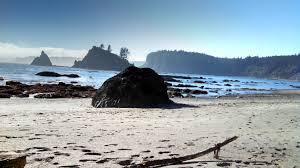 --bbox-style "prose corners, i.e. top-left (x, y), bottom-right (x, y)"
top-left (1, 92), bottom-right (300, 167)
